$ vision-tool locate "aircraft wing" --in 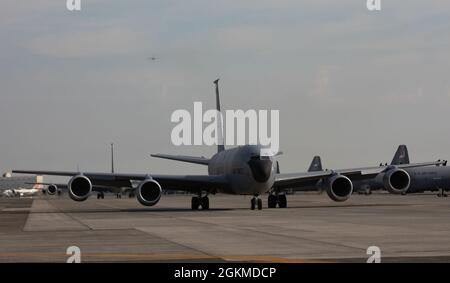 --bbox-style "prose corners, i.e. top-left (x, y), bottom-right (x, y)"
top-left (274, 169), bottom-right (368, 190)
top-left (25, 182), bottom-right (118, 192)
top-left (26, 182), bottom-right (67, 187)
top-left (274, 160), bottom-right (446, 190)
top-left (13, 170), bottom-right (228, 193)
